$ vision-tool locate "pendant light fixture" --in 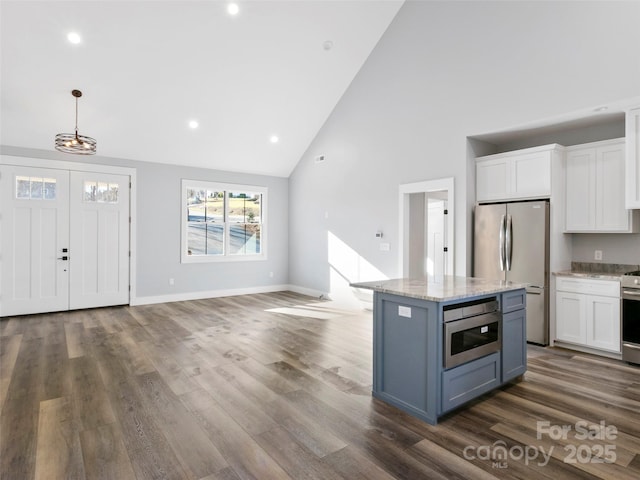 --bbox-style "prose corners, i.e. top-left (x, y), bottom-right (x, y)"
top-left (55, 89), bottom-right (97, 154)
